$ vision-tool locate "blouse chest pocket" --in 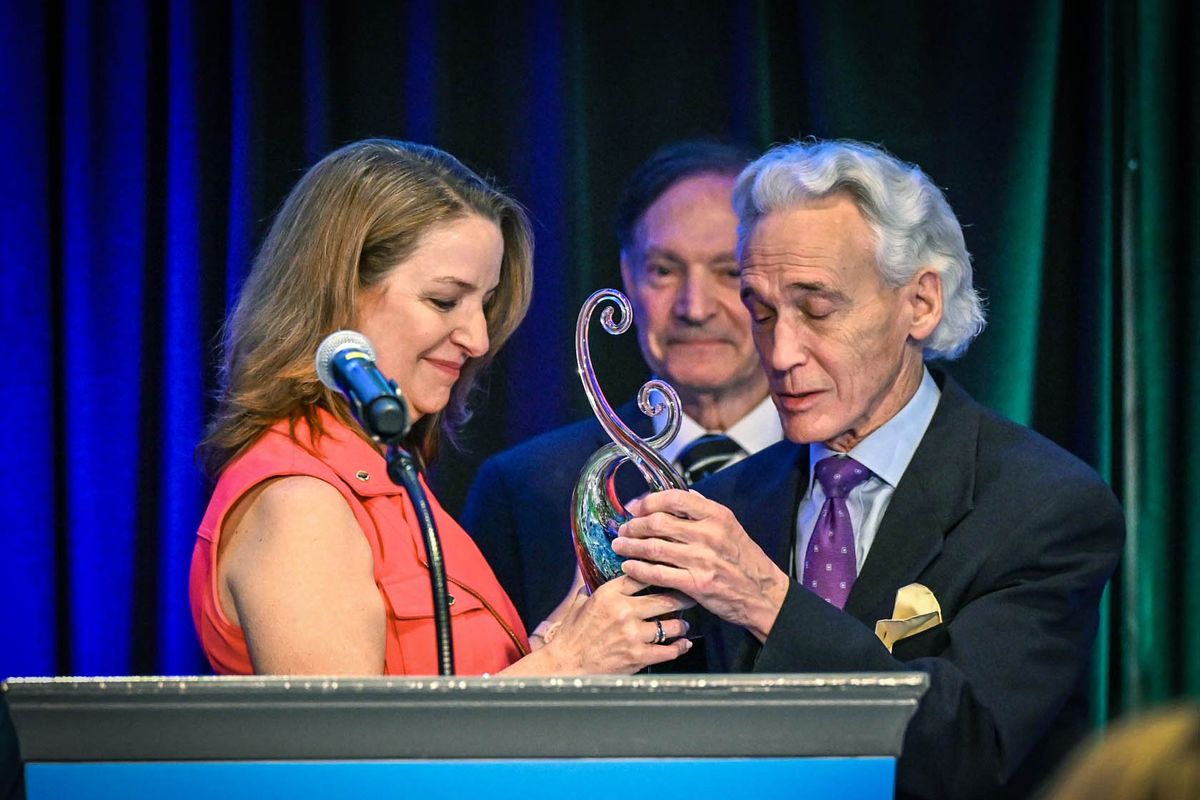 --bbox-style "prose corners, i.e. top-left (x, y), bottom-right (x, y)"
top-left (378, 572), bottom-right (489, 675)
top-left (379, 573), bottom-right (486, 620)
